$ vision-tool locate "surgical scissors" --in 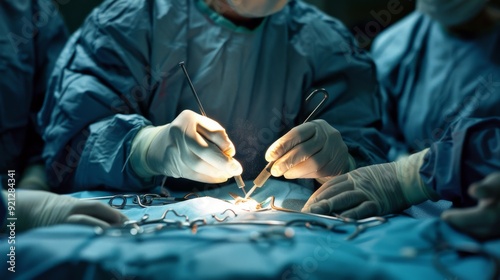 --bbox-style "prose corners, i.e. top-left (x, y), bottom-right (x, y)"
top-left (245, 88), bottom-right (329, 199)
